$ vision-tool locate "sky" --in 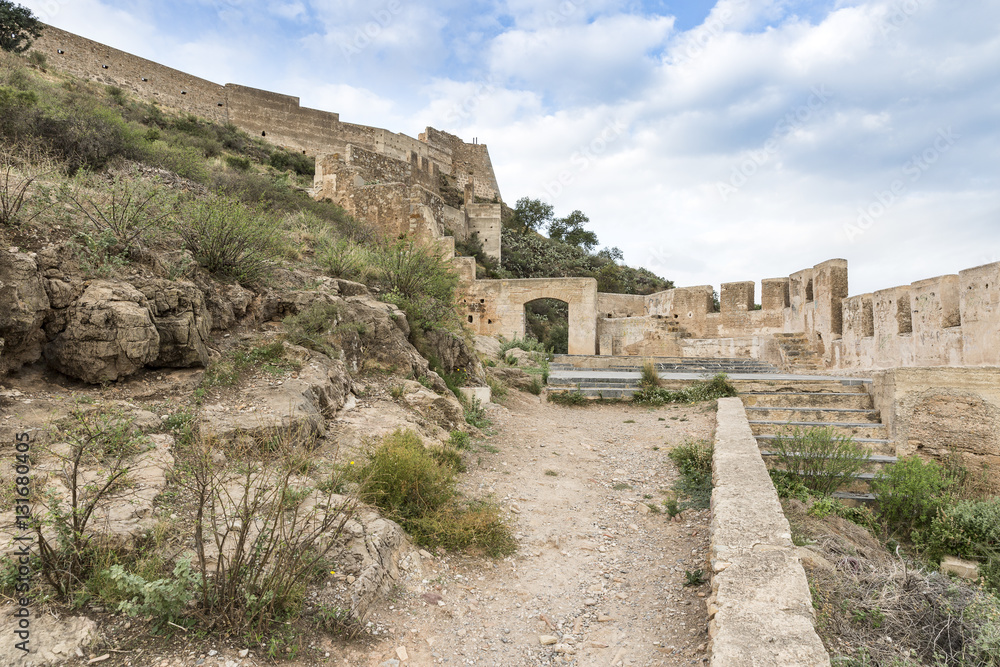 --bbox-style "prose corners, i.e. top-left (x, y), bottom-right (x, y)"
top-left (21, 0), bottom-right (1000, 297)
